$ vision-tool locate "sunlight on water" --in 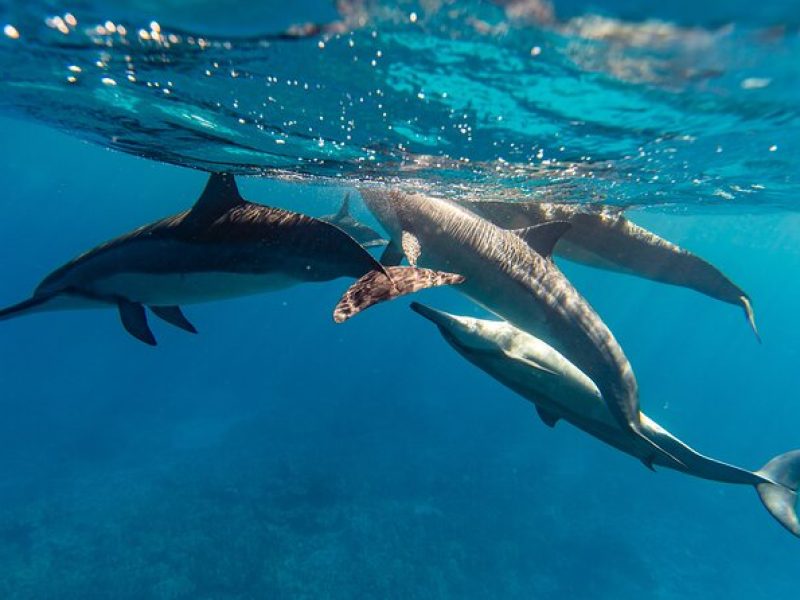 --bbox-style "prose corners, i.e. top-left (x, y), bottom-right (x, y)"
top-left (0, 0), bottom-right (798, 207)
